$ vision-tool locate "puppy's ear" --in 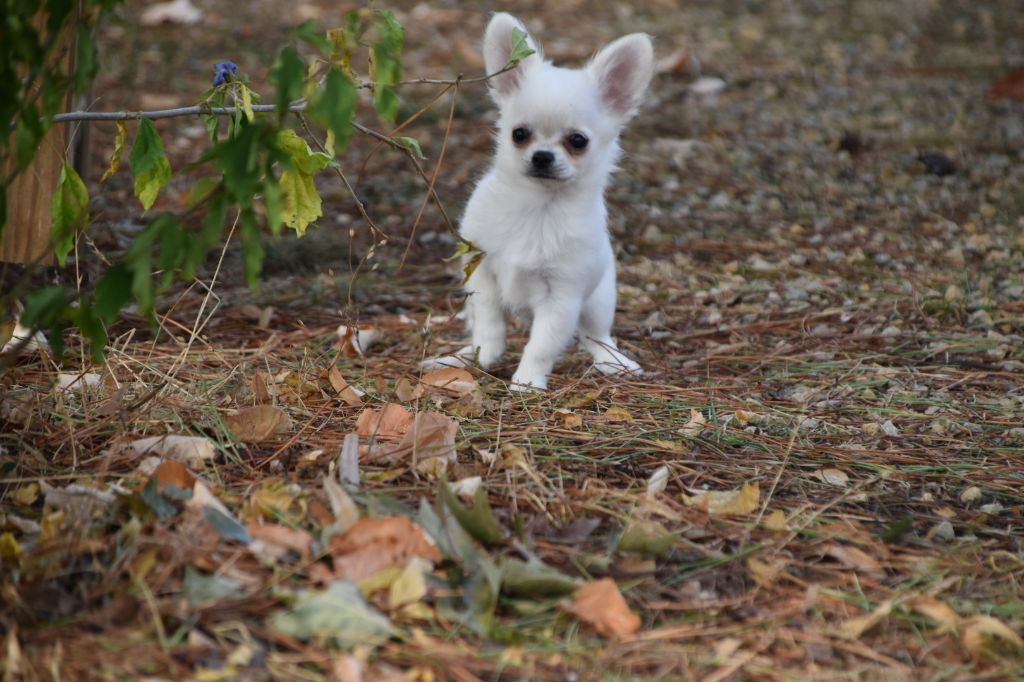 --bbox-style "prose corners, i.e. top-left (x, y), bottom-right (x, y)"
top-left (483, 13), bottom-right (542, 101)
top-left (586, 34), bottom-right (654, 121)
